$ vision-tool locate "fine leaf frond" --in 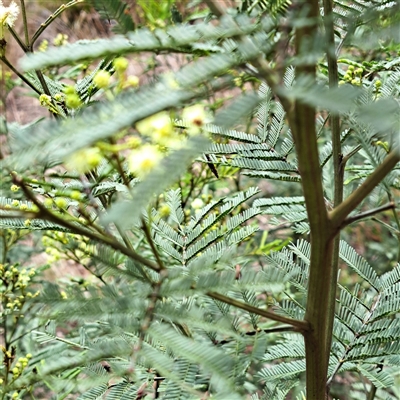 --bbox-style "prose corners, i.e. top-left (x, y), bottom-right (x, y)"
top-left (339, 240), bottom-right (380, 291)
top-left (257, 359), bottom-right (306, 381)
top-left (89, 0), bottom-right (135, 34)
top-left (20, 14), bottom-right (272, 71)
top-left (104, 135), bottom-right (210, 230)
